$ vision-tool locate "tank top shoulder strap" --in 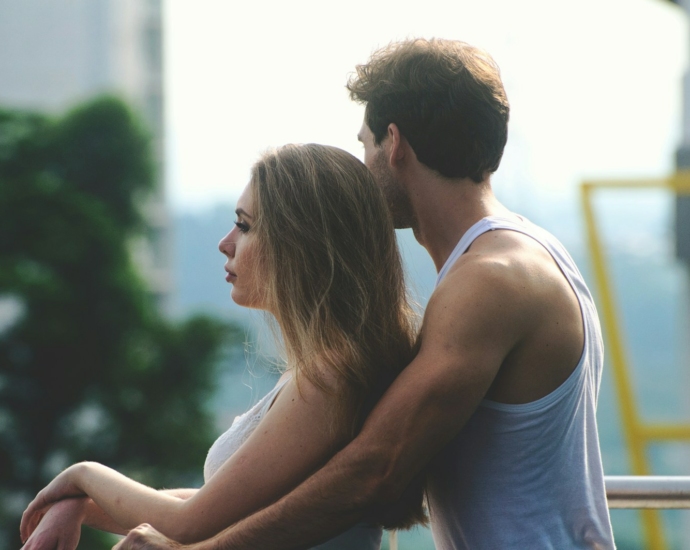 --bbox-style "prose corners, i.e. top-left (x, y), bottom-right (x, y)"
top-left (436, 215), bottom-right (590, 302)
top-left (257, 375), bottom-right (292, 417)
top-left (436, 215), bottom-right (531, 287)
top-left (435, 215), bottom-right (603, 397)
